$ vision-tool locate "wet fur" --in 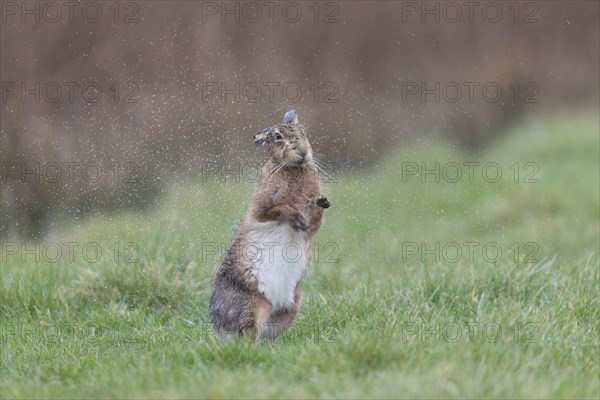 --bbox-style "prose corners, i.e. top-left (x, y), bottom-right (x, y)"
top-left (209, 121), bottom-right (329, 340)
